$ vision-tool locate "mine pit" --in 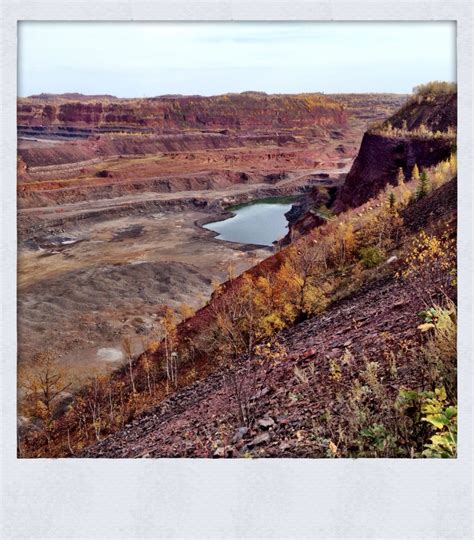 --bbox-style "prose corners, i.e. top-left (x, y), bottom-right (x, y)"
top-left (17, 92), bottom-right (405, 383)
